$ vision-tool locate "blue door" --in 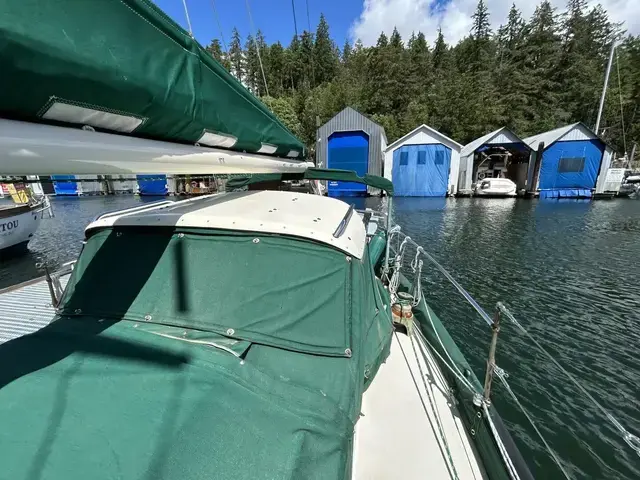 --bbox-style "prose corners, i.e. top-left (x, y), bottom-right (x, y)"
top-left (539, 139), bottom-right (604, 197)
top-left (136, 175), bottom-right (167, 196)
top-left (392, 144), bottom-right (451, 197)
top-left (327, 131), bottom-right (369, 197)
top-left (52, 175), bottom-right (79, 196)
